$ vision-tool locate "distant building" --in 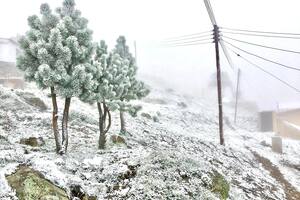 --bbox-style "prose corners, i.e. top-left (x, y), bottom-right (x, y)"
top-left (259, 104), bottom-right (300, 140)
top-left (0, 37), bottom-right (24, 88)
top-left (0, 37), bottom-right (19, 62)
